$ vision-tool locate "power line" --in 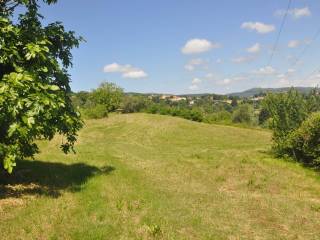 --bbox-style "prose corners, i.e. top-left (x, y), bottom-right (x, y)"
top-left (290, 27), bottom-right (320, 68)
top-left (284, 25), bottom-right (320, 86)
top-left (267, 0), bottom-right (293, 66)
top-left (303, 66), bottom-right (320, 82)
